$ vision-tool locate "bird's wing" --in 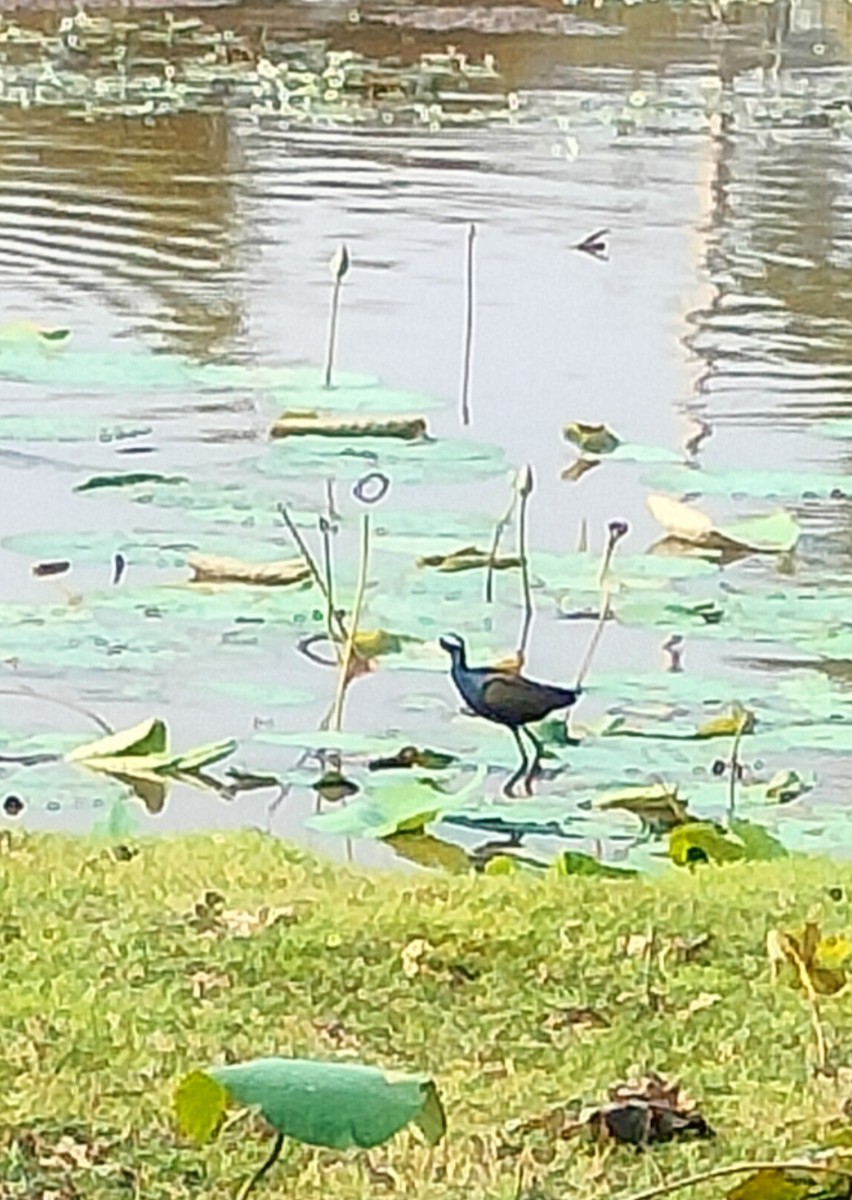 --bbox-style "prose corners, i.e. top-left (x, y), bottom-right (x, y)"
top-left (480, 674), bottom-right (572, 724)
